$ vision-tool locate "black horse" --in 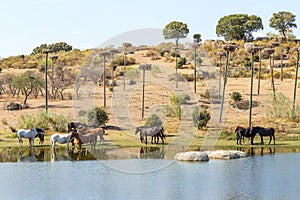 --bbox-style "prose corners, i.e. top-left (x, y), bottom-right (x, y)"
top-left (250, 126), bottom-right (275, 145)
top-left (135, 126), bottom-right (165, 144)
top-left (234, 126), bottom-right (256, 145)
